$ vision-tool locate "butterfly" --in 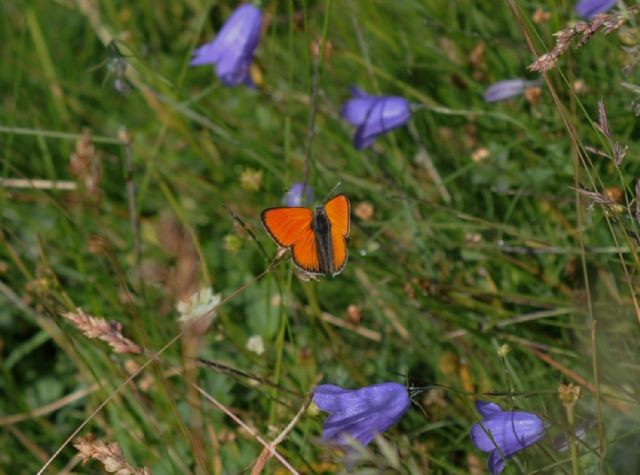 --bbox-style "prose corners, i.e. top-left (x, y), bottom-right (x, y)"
top-left (260, 194), bottom-right (350, 277)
